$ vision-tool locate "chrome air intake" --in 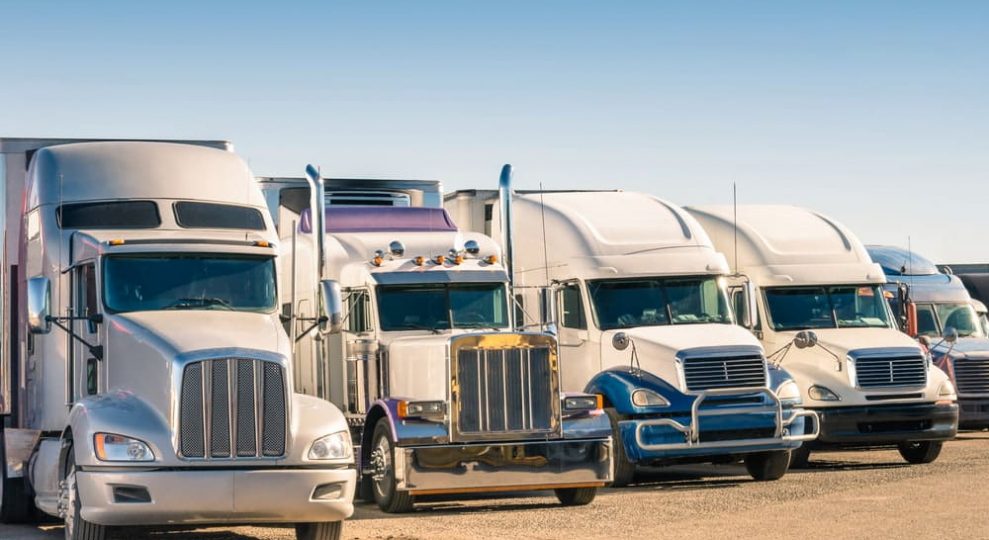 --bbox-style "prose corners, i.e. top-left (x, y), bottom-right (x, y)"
top-left (450, 333), bottom-right (561, 442)
top-left (179, 358), bottom-right (287, 459)
top-left (849, 348), bottom-right (927, 389)
top-left (678, 347), bottom-right (768, 392)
